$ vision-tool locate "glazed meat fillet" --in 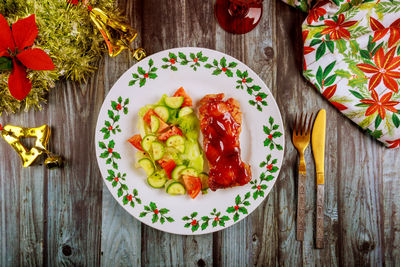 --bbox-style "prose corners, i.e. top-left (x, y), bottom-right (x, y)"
top-left (199, 94), bottom-right (251, 191)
